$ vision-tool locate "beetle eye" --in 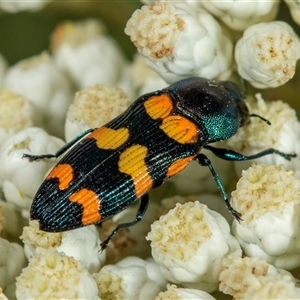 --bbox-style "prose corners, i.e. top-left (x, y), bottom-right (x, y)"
top-left (236, 99), bottom-right (250, 127)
